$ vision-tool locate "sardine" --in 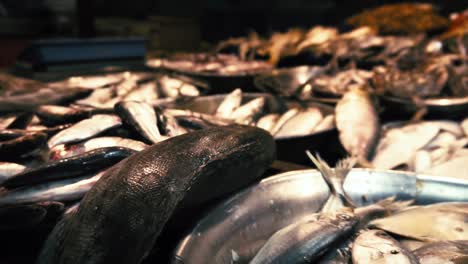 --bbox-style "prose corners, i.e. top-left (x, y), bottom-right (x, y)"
top-left (335, 87), bottom-right (379, 161)
top-left (270, 108), bottom-right (300, 135)
top-left (252, 213), bottom-right (357, 264)
top-left (59, 74), bottom-right (124, 89)
top-left (158, 112), bottom-right (188, 137)
top-left (230, 97), bottom-right (266, 125)
top-left (114, 101), bottom-right (163, 144)
top-left (352, 230), bottom-right (419, 264)
top-left (49, 137), bottom-right (147, 160)
top-left (0, 87), bottom-right (91, 112)
top-left (2, 147), bottom-right (136, 188)
top-left (158, 76), bottom-right (199, 98)
top-left (313, 114), bottom-right (335, 133)
top-left (0, 132), bottom-right (47, 159)
top-left (74, 87), bottom-right (116, 108)
top-left (0, 162), bottom-right (26, 184)
top-left (275, 108), bottom-right (323, 138)
top-left (38, 125), bottom-right (275, 264)
top-left (0, 172), bottom-right (104, 206)
top-left (256, 114), bottom-right (280, 134)
top-left (36, 105), bottom-right (92, 126)
top-left (462, 118), bottom-right (468, 137)
top-left (7, 112), bottom-right (34, 129)
top-left (411, 150), bottom-right (432, 172)
top-left (123, 82), bottom-right (159, 102)
top-left (47, 114), bottom-right (122, 148)
top-left (372, 123), bottom-right (440, 169)
top-left (215, 88), bottom-right (243, 119)
top-left (250, 154), bottom-right (357, 264)
top-left (424, 132), bottom-right (458, 149)
top-left (413, 240), bottom-right (468, 264)
top-left (370, 202), bottom-right (468, 241)
top-left (422, 155), bottom-right (468, 180)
